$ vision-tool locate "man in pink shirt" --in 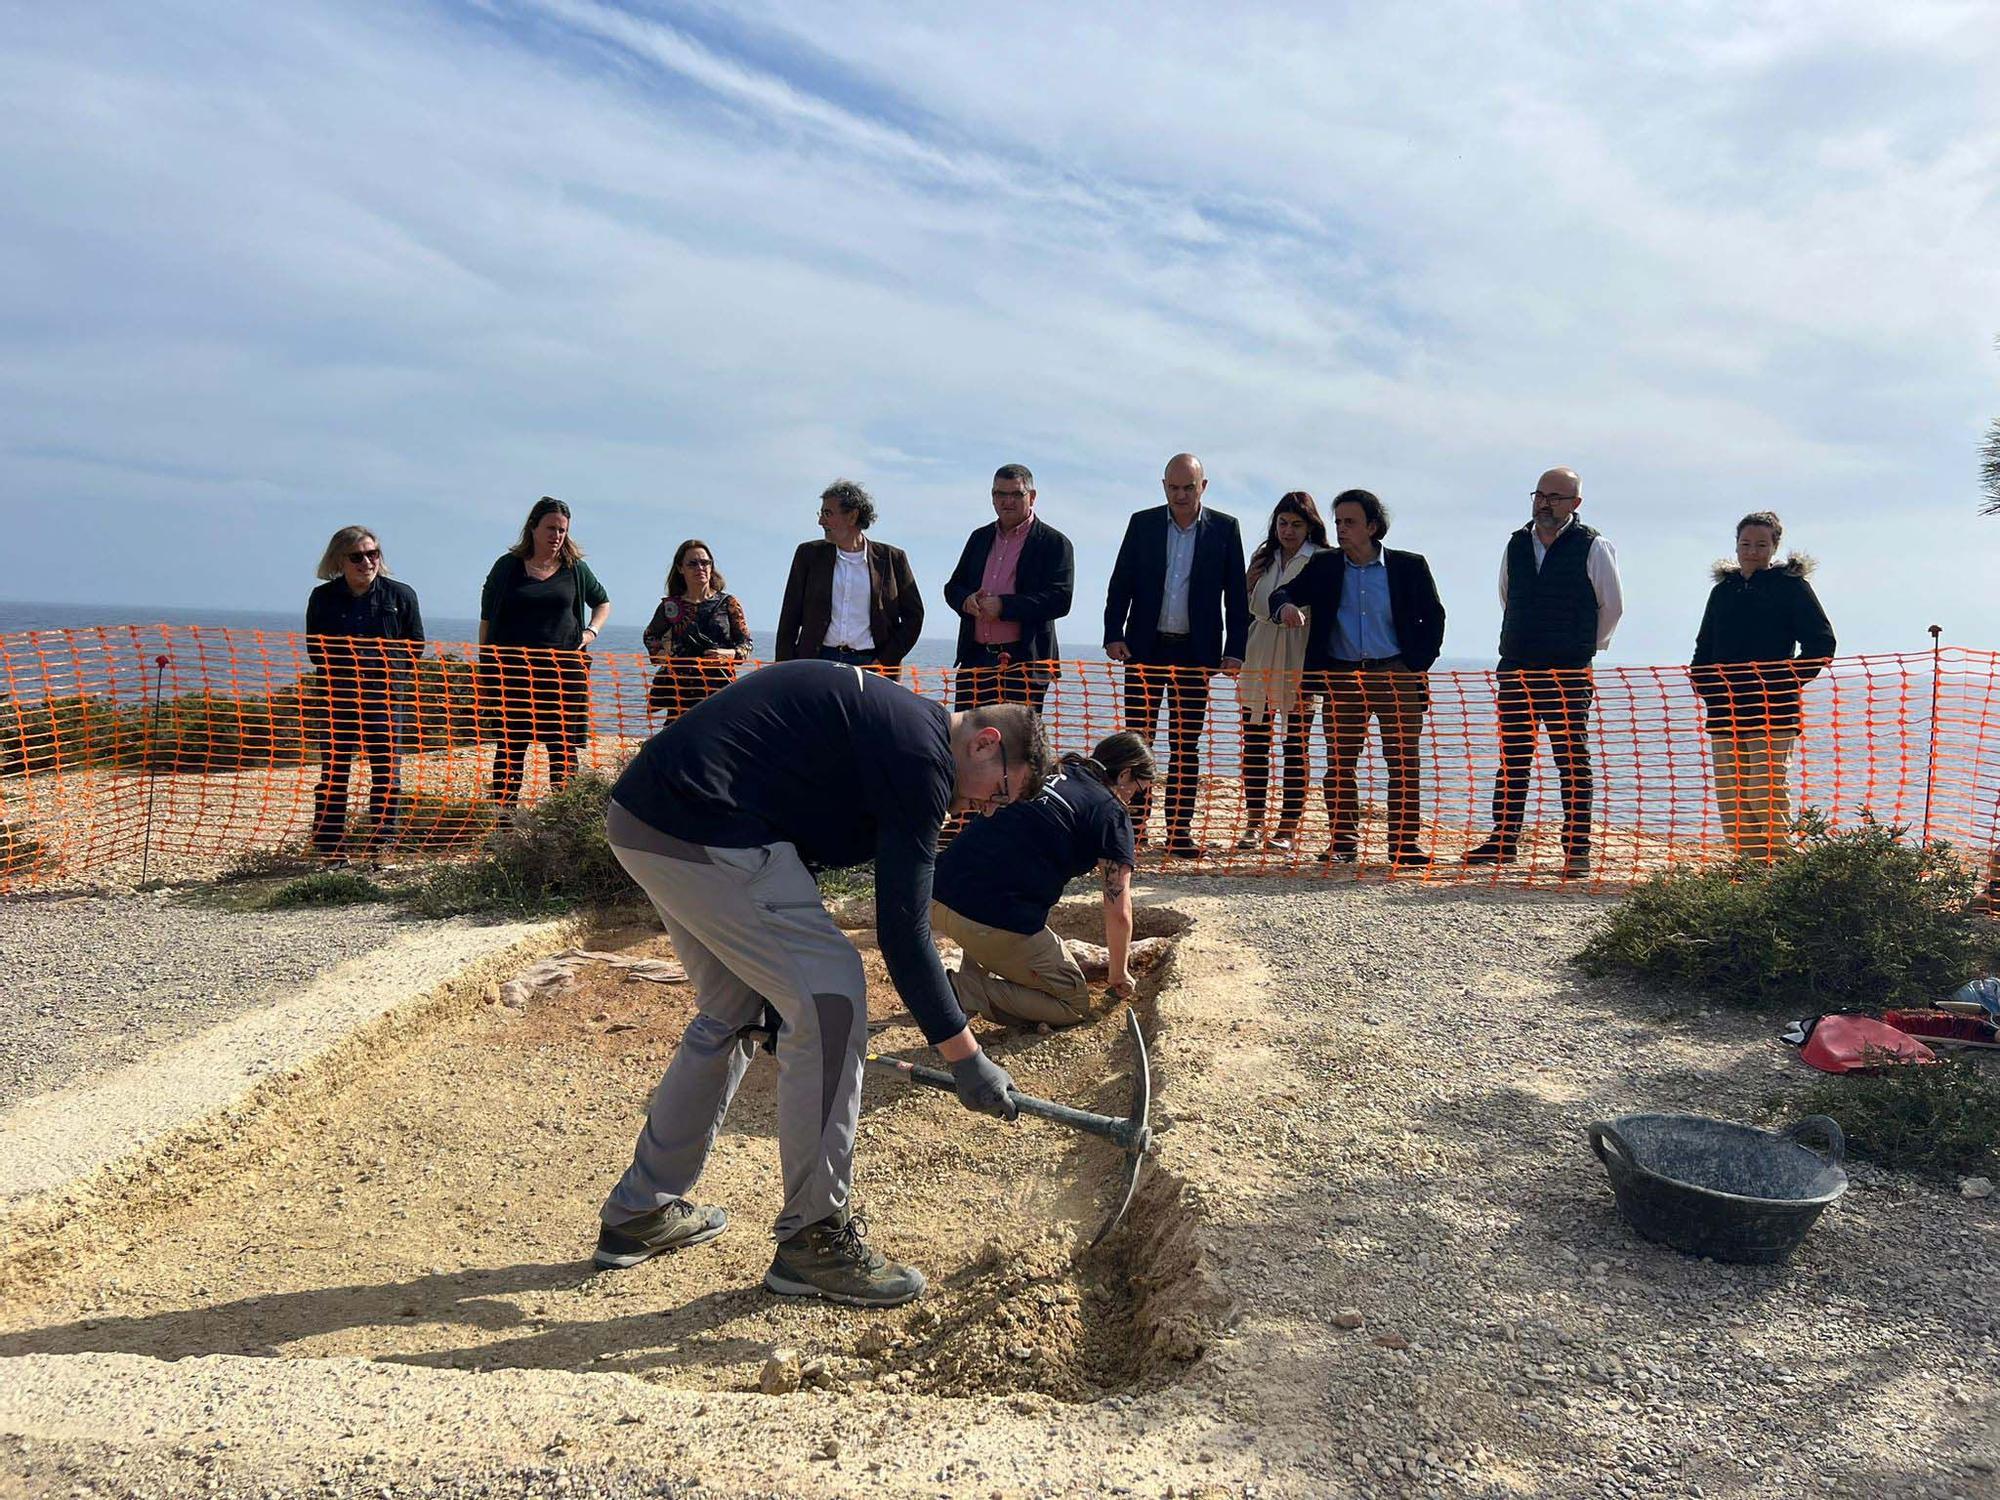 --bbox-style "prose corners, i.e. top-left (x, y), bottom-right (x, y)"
top-left (942, 464), bottom-right (1076, 715)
